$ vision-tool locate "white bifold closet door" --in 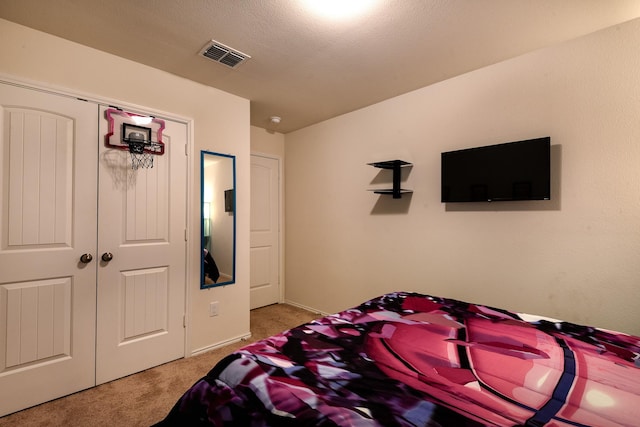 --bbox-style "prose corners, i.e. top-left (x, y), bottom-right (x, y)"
top-left (95, 105), bottom-right (187, 385)
top-left (0, 83), bottom-right (98, 416)
top-left (0, 83), bottom-right (186, 416)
